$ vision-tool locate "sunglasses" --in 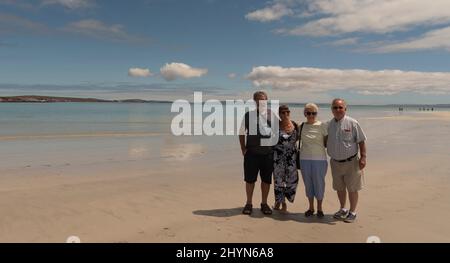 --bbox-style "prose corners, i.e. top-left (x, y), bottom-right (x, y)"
top-left (305, 112), bottom-right (317, 116)
top-left (280, 111), bottom-right (290, 114)
top-left (332, 106), bottom-right (344, 110)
